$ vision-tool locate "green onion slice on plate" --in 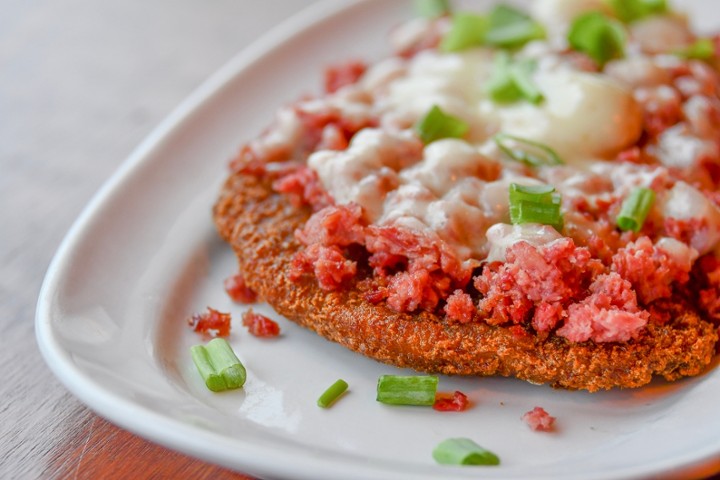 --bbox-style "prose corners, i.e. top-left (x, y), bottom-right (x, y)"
top-left (190, 338), bottom-right (247, 392)
top-left (376, 375), bottom-right (438, 406)
top-left (317, 379), bottom-right (349, 408)
top-left (432, 438), bottom-right (500, 466)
